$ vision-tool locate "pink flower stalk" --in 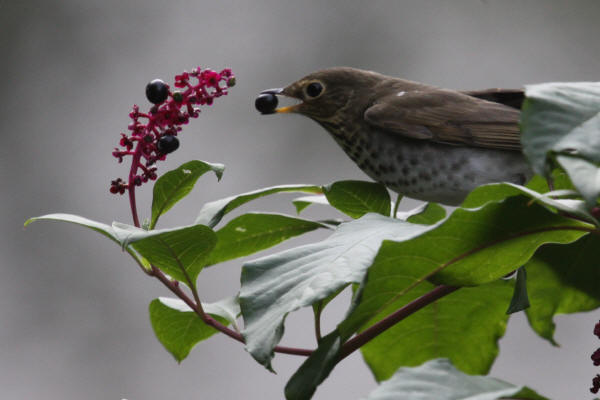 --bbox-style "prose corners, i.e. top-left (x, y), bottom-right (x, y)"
top-left (109, 66), bottom-right (235, 226)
